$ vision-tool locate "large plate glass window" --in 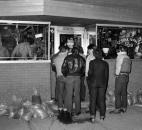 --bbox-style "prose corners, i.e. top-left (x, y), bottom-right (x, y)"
top-left (0, 20), bottom-right (50, 60)
top-left (96, 24), bottom-right (142, 59)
